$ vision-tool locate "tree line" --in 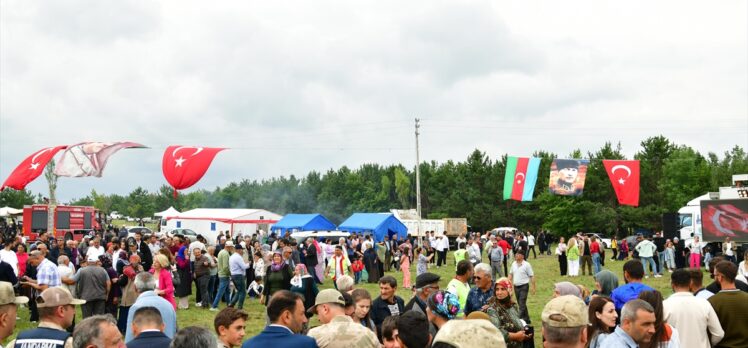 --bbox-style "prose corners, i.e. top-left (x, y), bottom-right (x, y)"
top-left (2, 135), bottom-right (746, 238)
